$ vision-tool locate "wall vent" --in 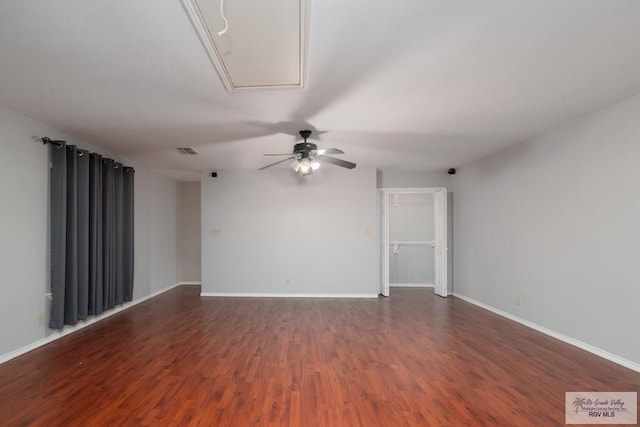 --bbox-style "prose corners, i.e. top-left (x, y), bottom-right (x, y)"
top-left (177, 147), bottom-right (199, 155)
